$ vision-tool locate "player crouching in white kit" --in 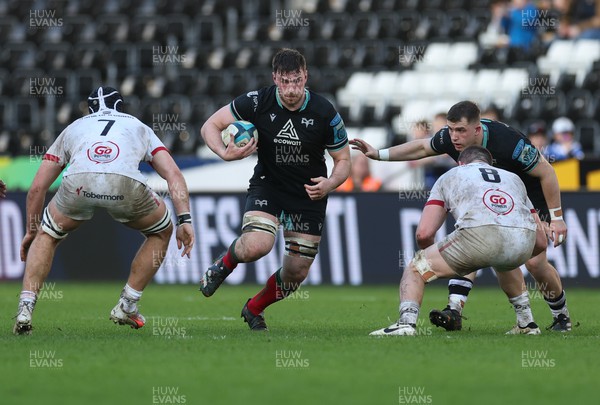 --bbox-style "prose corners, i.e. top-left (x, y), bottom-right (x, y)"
top-left (14, 86), bottom-right (194, 335)
top-left (370, 146), bottom-right (546, 336)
